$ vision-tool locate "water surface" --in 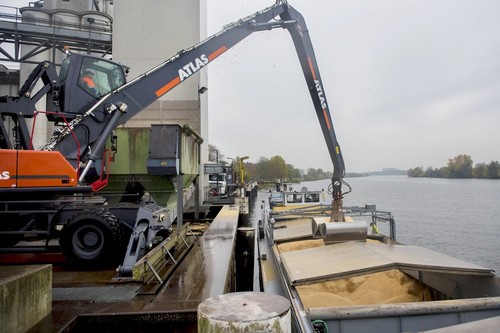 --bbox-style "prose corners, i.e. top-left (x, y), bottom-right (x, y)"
top-left (291, 176), bottom-right (500, 273)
